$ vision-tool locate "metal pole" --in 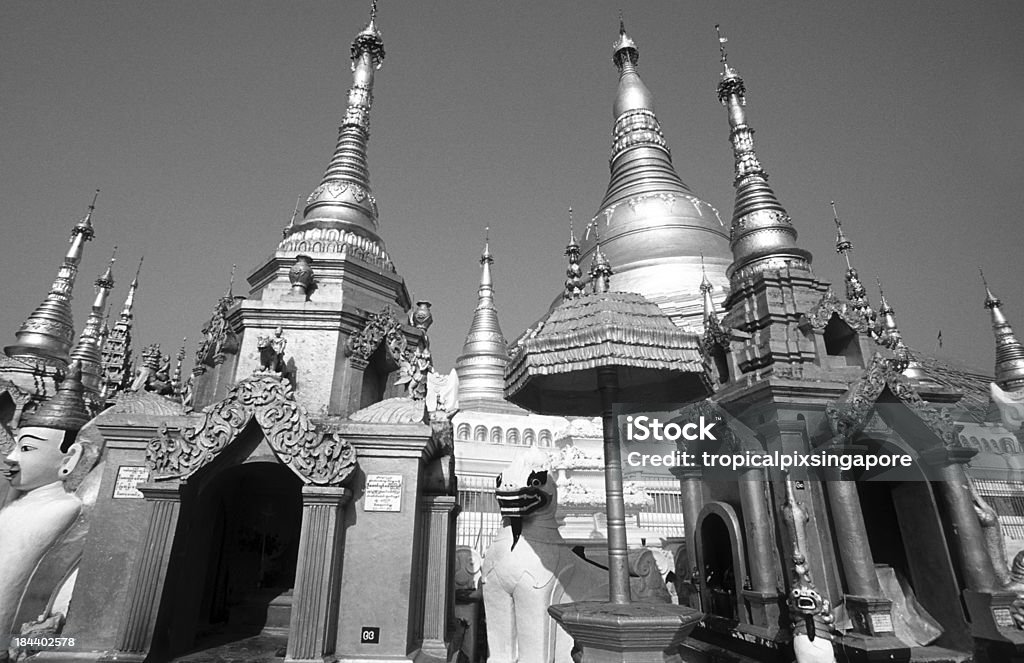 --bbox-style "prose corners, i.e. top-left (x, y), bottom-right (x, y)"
top-left (598, 366), bottom-right (631, 604)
